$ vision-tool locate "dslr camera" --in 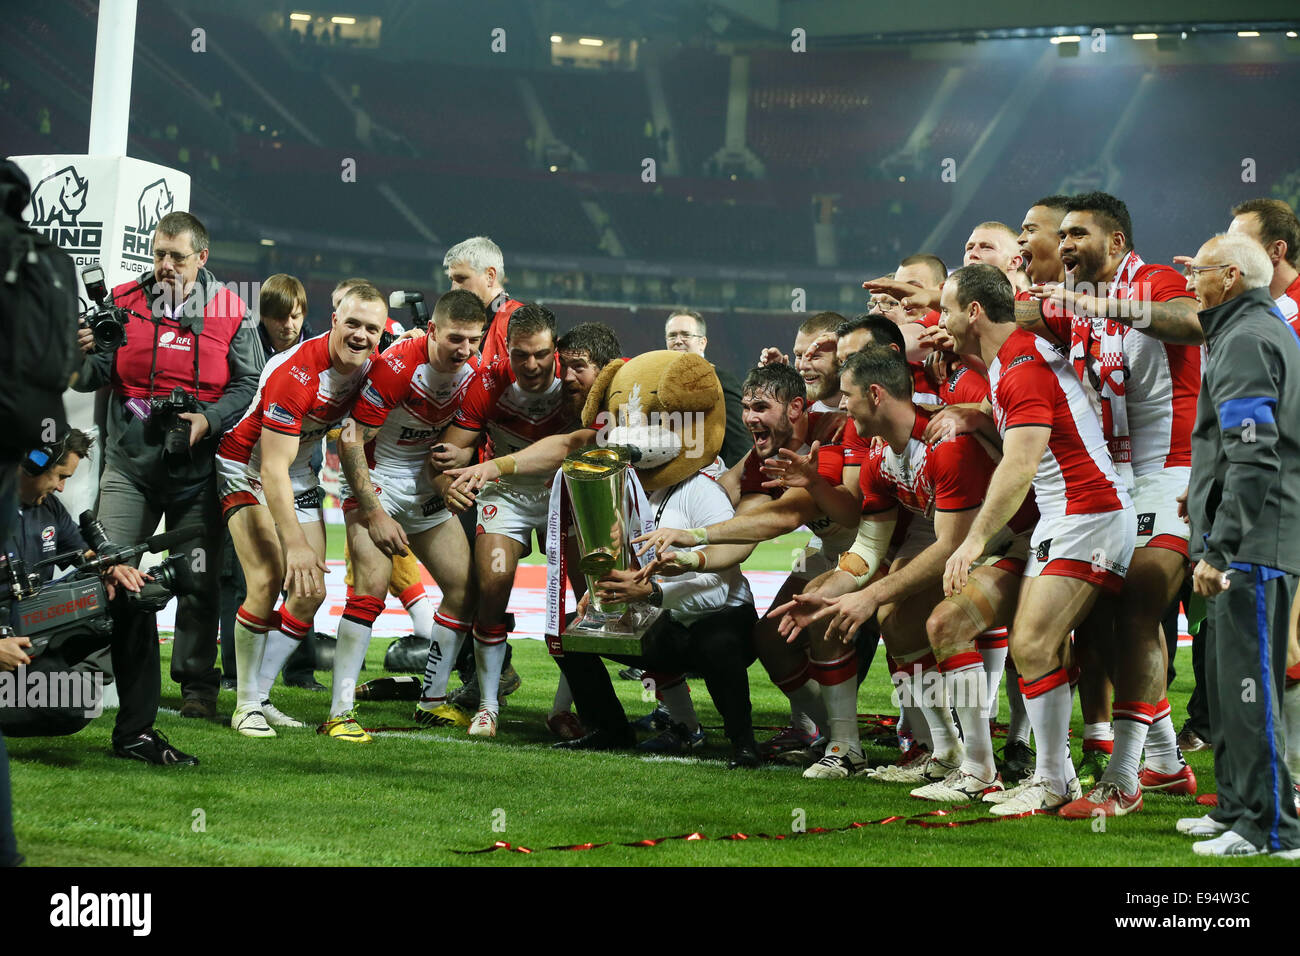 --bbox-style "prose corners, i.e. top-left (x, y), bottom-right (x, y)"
top-left (149, 386), bottom-right (202, 458)
top-left (78, 264), bottom-right (130, 351)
